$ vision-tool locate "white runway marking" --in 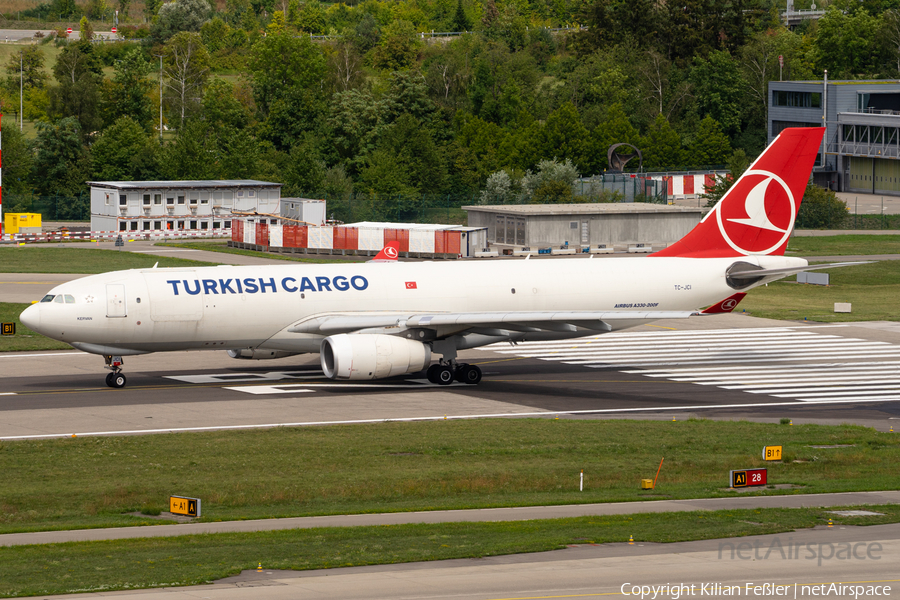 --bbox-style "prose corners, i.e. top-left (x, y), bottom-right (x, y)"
top-left (489, 327), bottom-right (900, 404)
top-left (226, 380), bottom-right (466, 394)
top-left (165, 370), bottom-right (324, 384)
